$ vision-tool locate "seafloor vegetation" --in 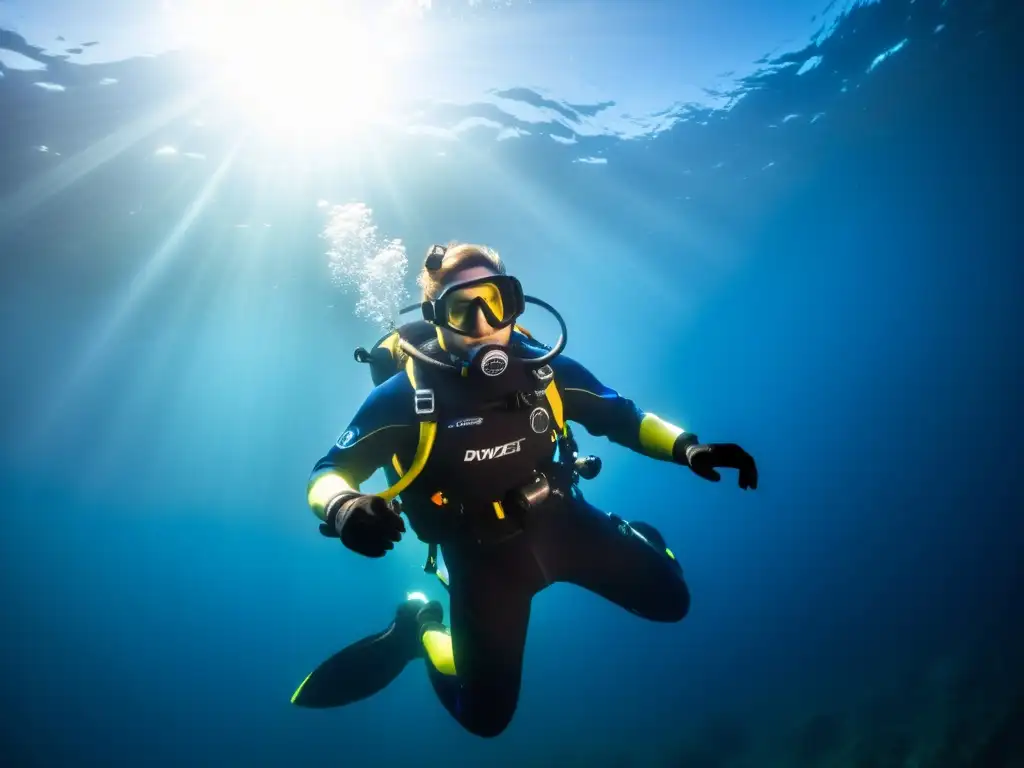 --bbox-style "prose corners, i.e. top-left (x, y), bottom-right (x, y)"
top-left (683, 651), bottom-right (1020, 768)
top-left (548, 639), bottom-right (1023, 768)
